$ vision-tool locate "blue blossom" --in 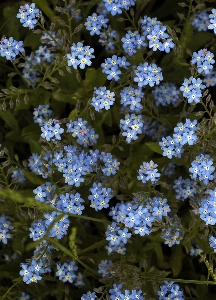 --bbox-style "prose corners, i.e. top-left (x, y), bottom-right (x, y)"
top-left (0, 214), bottom-right (14, 244)
top-left (152, 82), bottom-right (181, 106)
top-left (56, 261), bottom-right (78, 282)
top-left (191, 10), bottom-right (210, 31)
top-left (11, 167), bottom-right (26, 183)
top-left (98, 260), bottom-right (113, 277)
top-left (81, 291), bottom-right (97, 300)
top-left (191, 49), bottom-right (215, 75)
top-left (101, 55), bottom-right (130, 81)
top-left (66, 118), bottom-right (98, 146)
top-left (173, 176), bottom-right (197, 200)
top-left (120, 85), bottom-right (144, 113)
top-left (158, 281), bottom-right (184, 300)
top-left (91, 86), bottom-right (115, 111)
top-left (85, 13), bottom-right (109, 35)
top-left (208, 8), bottom-right (216, 34)
top-left (161, 221), bottom-right (184, 247)
top-left (120, 114), bottom-right (144, 143)
top-left (88, 182), bottom-right (112, 211)
top-left (203, 70), bottom-right (216, 87)
top-left (0, 37), bottom-right (24, 61)
top-left (100, 152), bottom-right (120, 176)
top-left (19, 263), bottom-right (42, 284)
top-left (137, 160), bottom-right (161, 184)
top-left (159, 119), bottom-right (198, 159)
top-left (57, 192), bottom-right (85, 215)
top-left (121, 30), bottom-right (146, 56)
top-left (189, 154), bottom-right (215, 184)
top-left (17, 3), bottom-right (41, 29)
top-left (99, 29), bottom-right (117, 50)
top-left (180, 76), bottom-right (206, 104)
top-left (41, 119), bottom-right (64, 142)
top-left (67, 42), bottom-right (95, 69)
top-left (102, 0), bottom-right (136, 16)
top-left (133, 62), bottom-right (163, 87)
